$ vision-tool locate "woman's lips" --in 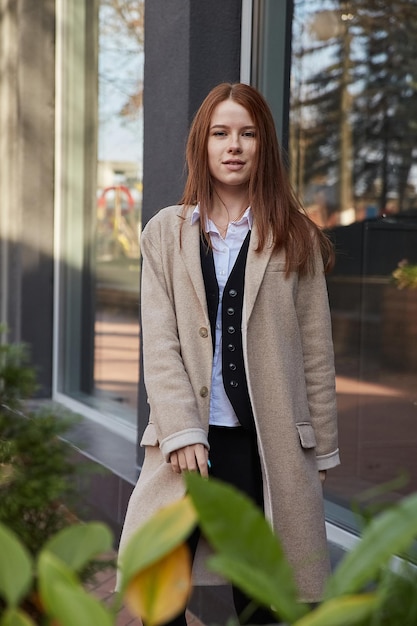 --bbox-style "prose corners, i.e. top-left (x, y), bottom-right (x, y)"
top-left (223, 159), bottom-right (245, 170)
